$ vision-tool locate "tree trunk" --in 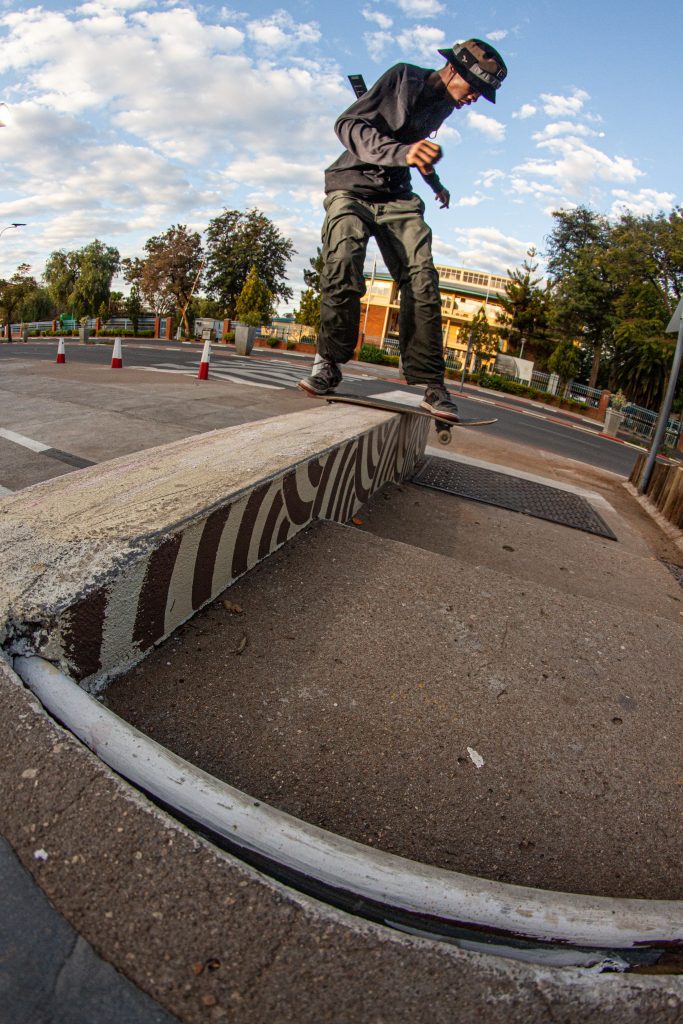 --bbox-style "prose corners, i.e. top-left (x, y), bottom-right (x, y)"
top-left (589, 342), bottom-right (602, 389)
